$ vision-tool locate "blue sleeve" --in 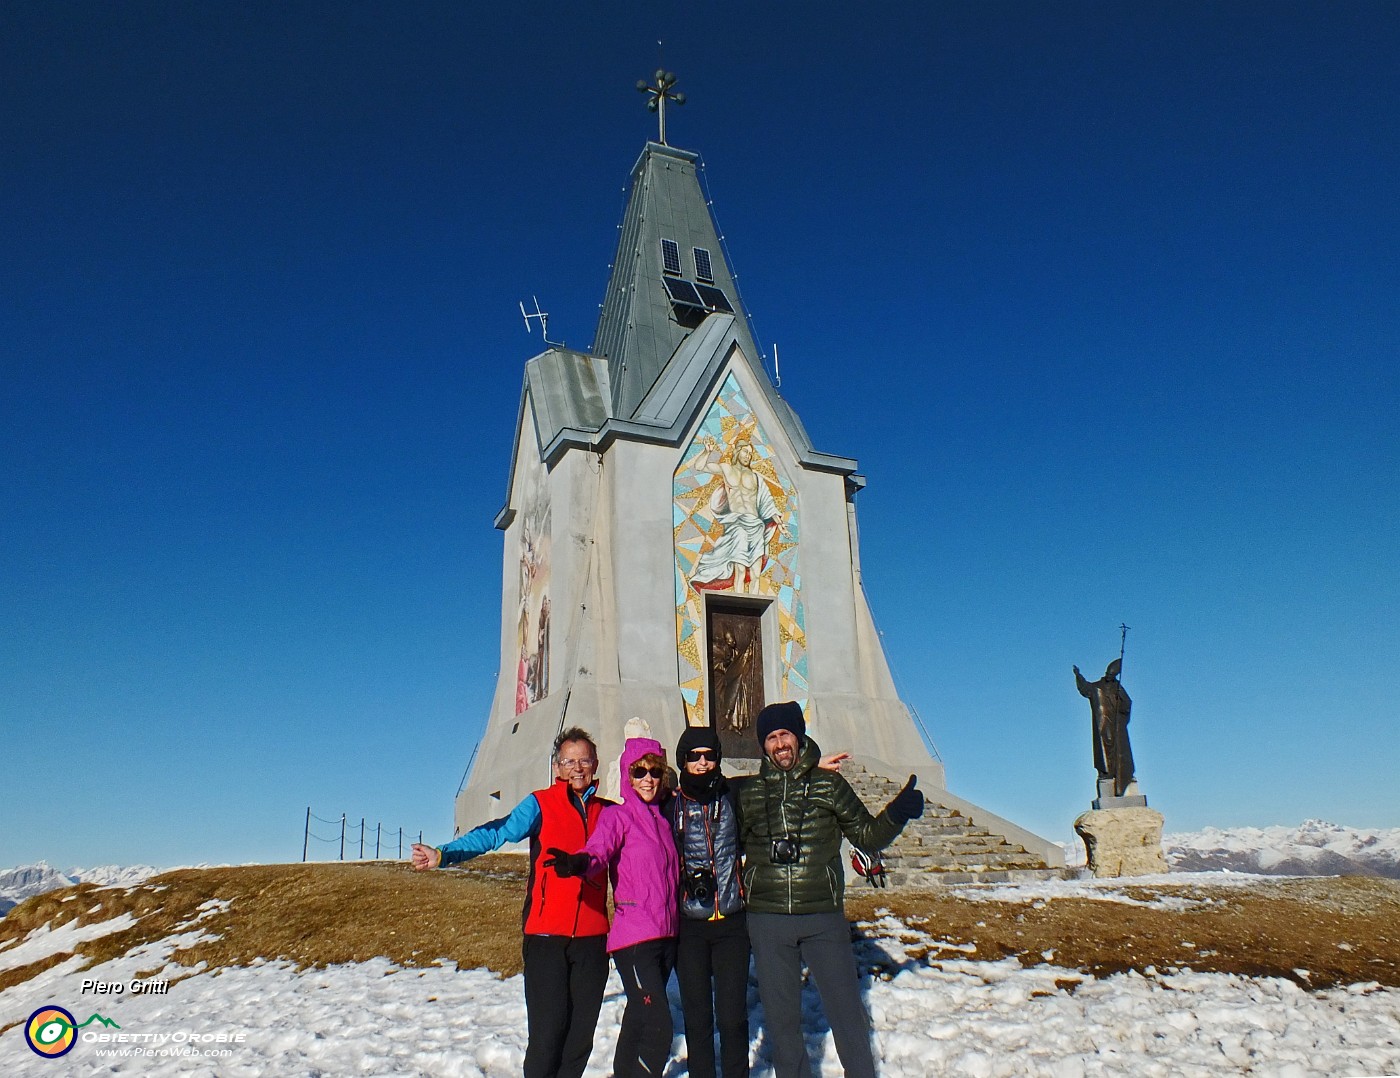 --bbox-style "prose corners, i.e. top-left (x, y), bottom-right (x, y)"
top-left (438, 793), bottom-right (541, 866)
